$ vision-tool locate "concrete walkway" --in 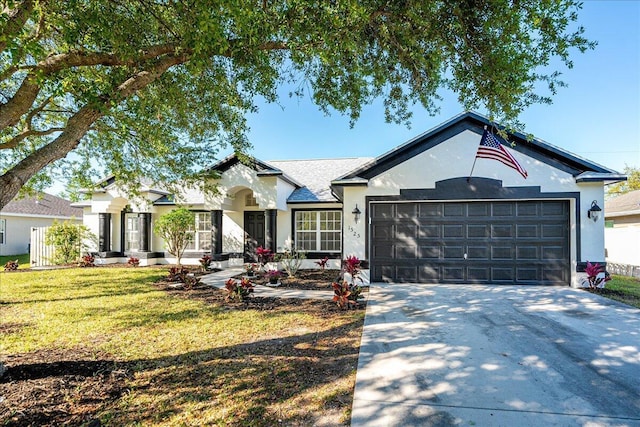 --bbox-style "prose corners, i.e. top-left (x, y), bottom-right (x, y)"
top-left (351, 283), bottom-right (640, 427)
top-left (200, 268), bottom-right (336, 300)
